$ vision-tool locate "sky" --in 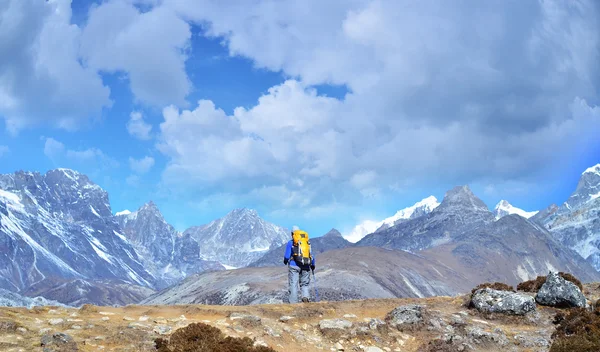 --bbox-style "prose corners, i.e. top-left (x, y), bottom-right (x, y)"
top-left (0, 0), bottom-right (599, 238)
